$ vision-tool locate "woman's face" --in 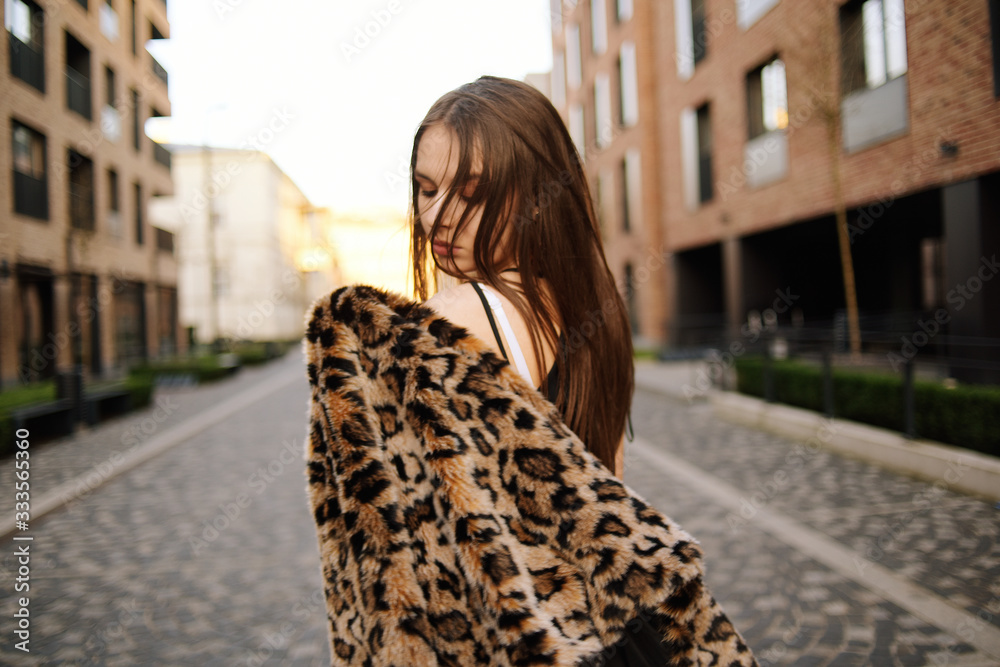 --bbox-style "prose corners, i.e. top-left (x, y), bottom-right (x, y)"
top-left (414, 124), bottom-right (510, 278)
